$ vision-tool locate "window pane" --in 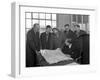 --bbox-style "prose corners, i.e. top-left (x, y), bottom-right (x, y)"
top-left (26, 19), bottom-right (32, 28)
top-left (33, 13), bottom-right (38, 18)
top-left (40, 28), bottom-right (45, 34)
top-left (52, 14), bottom-right (56, 20)
top-left (46, 20), bottom-right (51, 26)
top-left (52, 21), bottom-right (56, 28)
top-left (46, 13), bottom-right (51, 19)
top-left (40, 20), bottom-right (45, 28)
top-left (26, 13), bottom-right (31, 18)
top-left (32, 19), bottom-right (39, 25)
top-left (40, 13), bottom-right (45, 19)
top-left (77, 15), bottom-right (82, 23)
top-left (83, 15), bottom-right (89, 24)
top-left (79, 24), bottom-right (86, 31)
top-left (72, 15), bottom-right (77, 22)
top-left (26, 28), bottom-right (30, 33)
